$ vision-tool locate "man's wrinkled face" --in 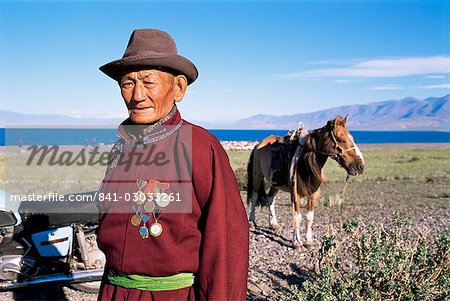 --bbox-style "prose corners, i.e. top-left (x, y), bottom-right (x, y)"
top-left (120, 70), bottom-right (184, 124)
